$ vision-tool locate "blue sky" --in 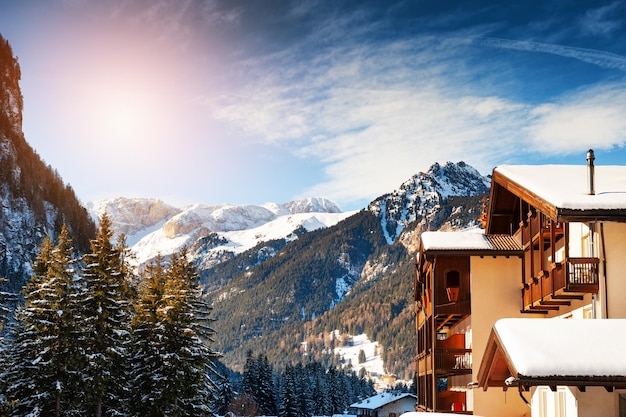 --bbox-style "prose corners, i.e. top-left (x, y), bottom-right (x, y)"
top-left (1, 0), bottom-right (625, 211)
